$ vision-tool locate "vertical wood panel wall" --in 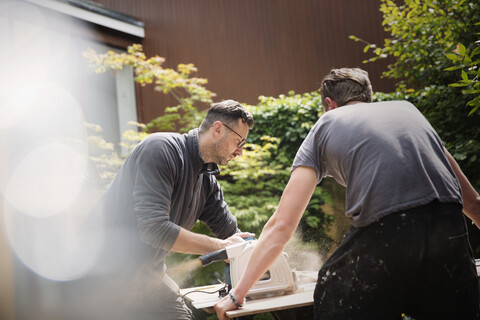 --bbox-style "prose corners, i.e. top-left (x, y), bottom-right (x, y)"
top-left (95, 0), bottom-right (395, 124)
